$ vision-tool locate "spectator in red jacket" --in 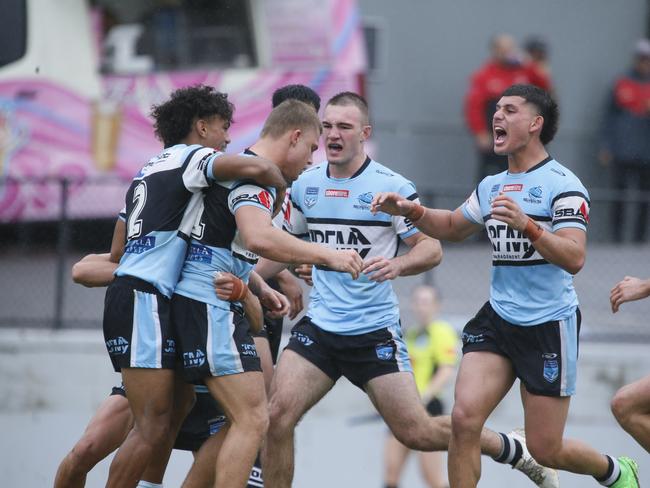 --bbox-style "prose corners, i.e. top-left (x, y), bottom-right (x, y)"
top-left (600, 38), bottom-right (650, 243)
top-left (464, 34), bottom-right (553, 182)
